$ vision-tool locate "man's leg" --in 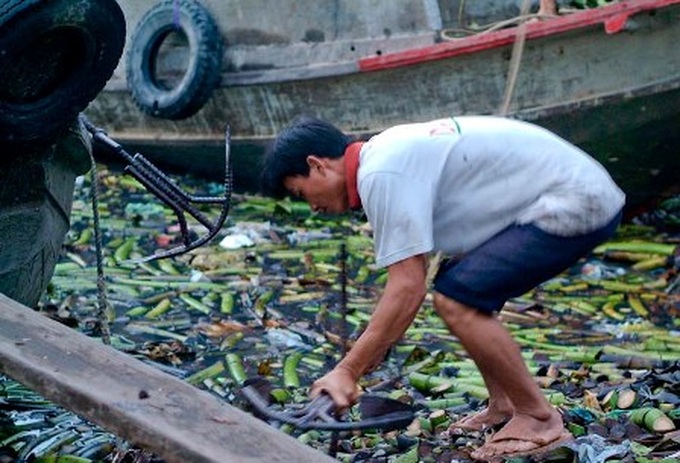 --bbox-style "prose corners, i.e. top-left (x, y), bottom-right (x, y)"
top-left (440, 294), bottom-right (513, 430)
top-left (434, 293), bottom-right (566, 455)
top-left (432, 216), bottom-right (621, 454)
